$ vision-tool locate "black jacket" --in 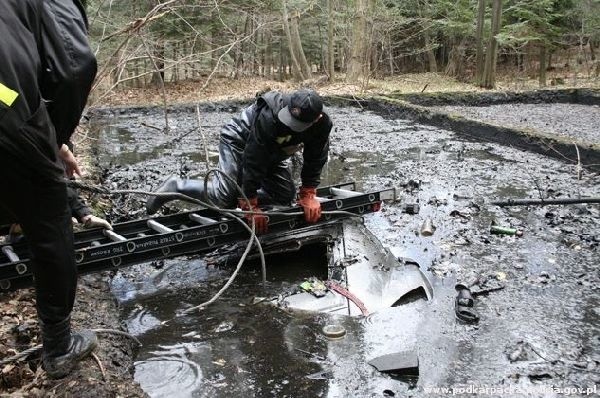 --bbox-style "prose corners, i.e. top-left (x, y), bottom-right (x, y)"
top-left (221, 92), bottom-right (332, 198)
top-left (0, 0), bottom-right (96, 173)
